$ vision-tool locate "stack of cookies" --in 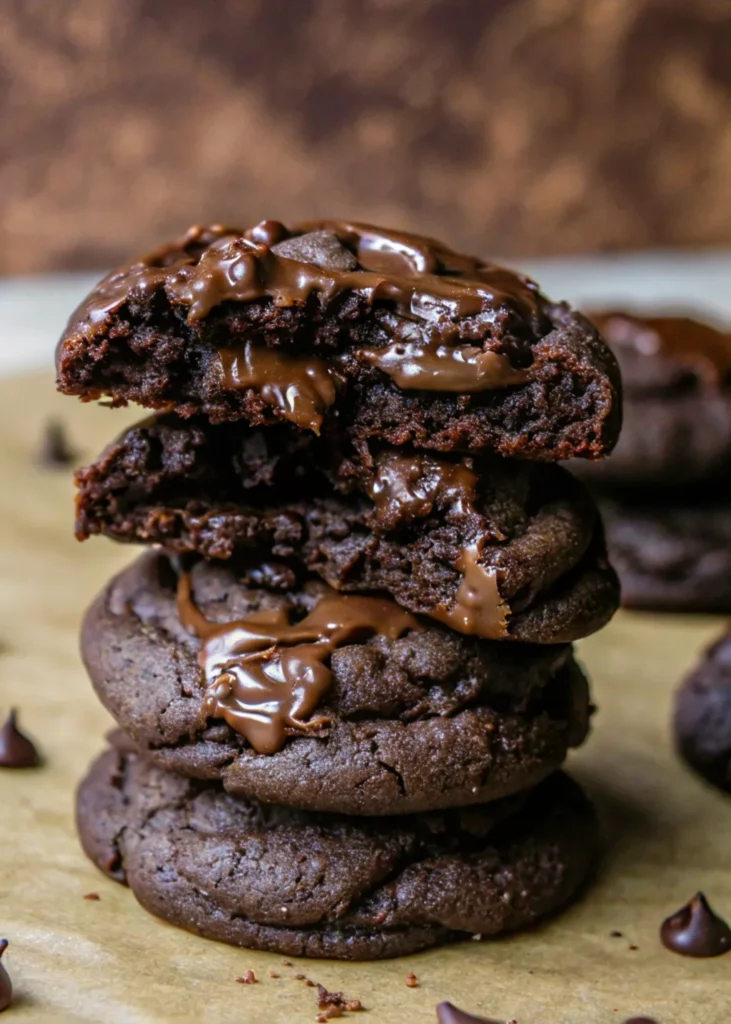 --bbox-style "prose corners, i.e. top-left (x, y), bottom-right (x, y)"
top-left (573, 311), bottom-right (731, 611)
top-left (57, 220), bottom-right (622, 960)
